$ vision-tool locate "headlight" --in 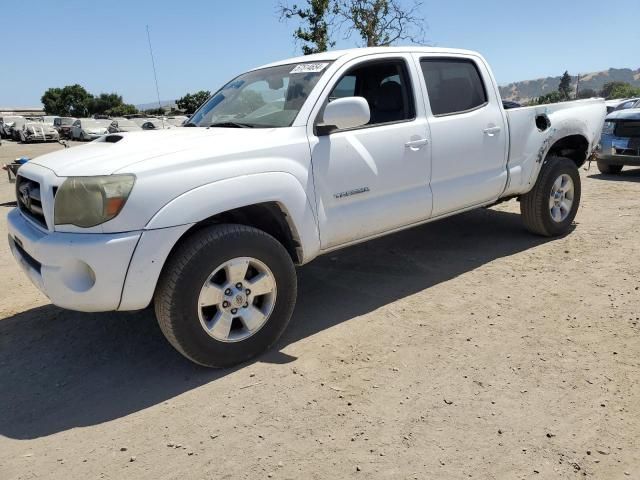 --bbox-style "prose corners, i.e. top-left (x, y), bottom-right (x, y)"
top-left (54, 175), bottom-right (135, 227)
top-left (602, 121), bottom-right (615, 135)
